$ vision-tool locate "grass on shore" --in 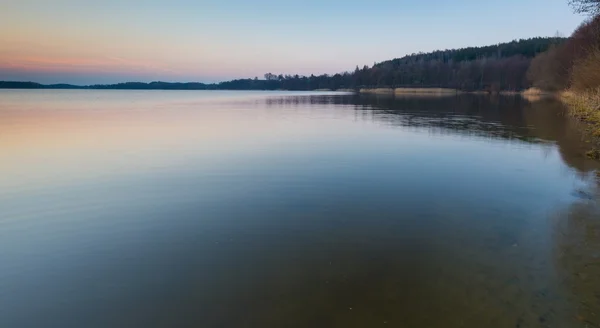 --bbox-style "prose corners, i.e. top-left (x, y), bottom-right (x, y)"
top-left (561, 89), bottom-right (600, 159)
top-left (394, 87), bottom-right (460, 95)
top-left (522, 87), bottom-right (554, 96)
top-left (359, 88), bottom-right (395, 94)
top-left (521, 87), bottom-right (557, 102)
